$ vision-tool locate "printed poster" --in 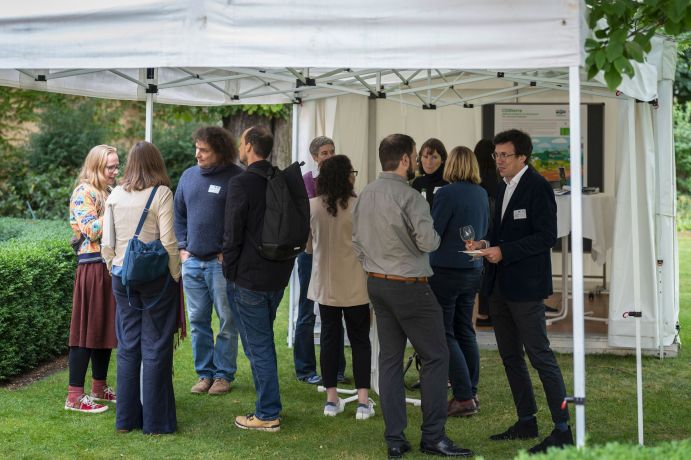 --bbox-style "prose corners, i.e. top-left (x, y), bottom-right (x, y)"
top-left (494, 104), bottom-right (587, 184)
